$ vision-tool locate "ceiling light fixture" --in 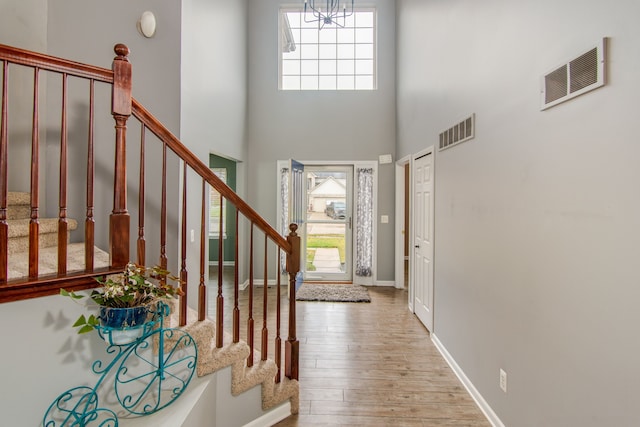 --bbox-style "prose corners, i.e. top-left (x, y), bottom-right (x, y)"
top-left (304, 0), bottom-right (354, 30)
